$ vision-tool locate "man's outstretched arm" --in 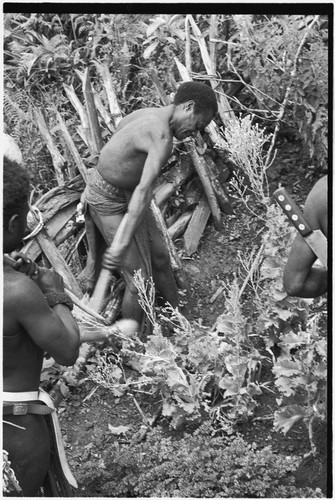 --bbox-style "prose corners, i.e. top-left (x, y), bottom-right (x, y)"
top-left (283, 234), bottom-right (328, 297)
